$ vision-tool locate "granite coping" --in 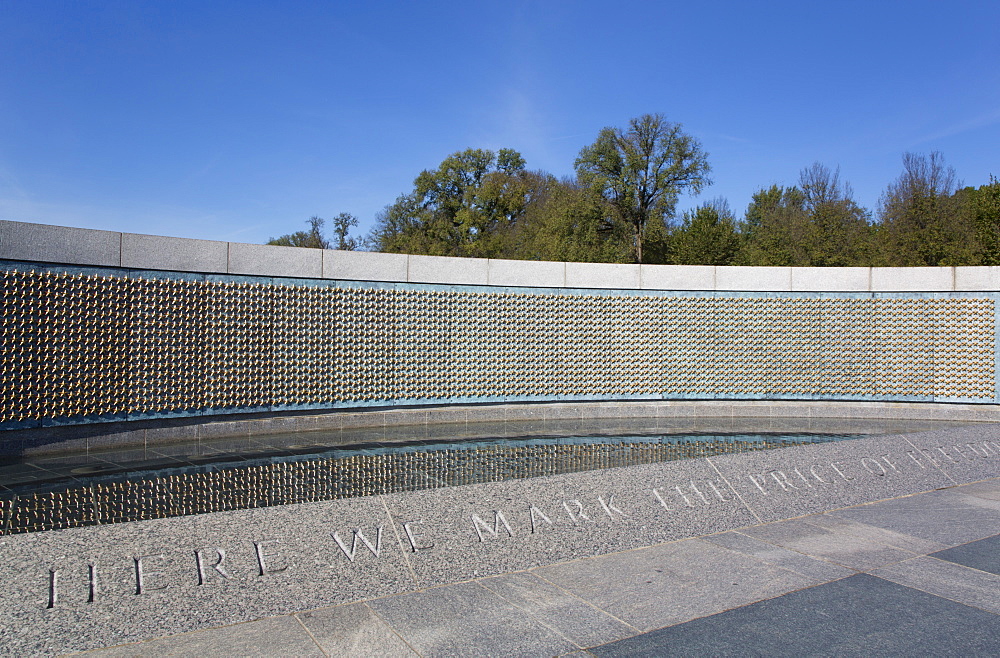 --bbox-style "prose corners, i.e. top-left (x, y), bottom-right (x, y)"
top-left (3, 220), bottom-right (999, 291)
top-left (1, 425), bottom-right (998, 655)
